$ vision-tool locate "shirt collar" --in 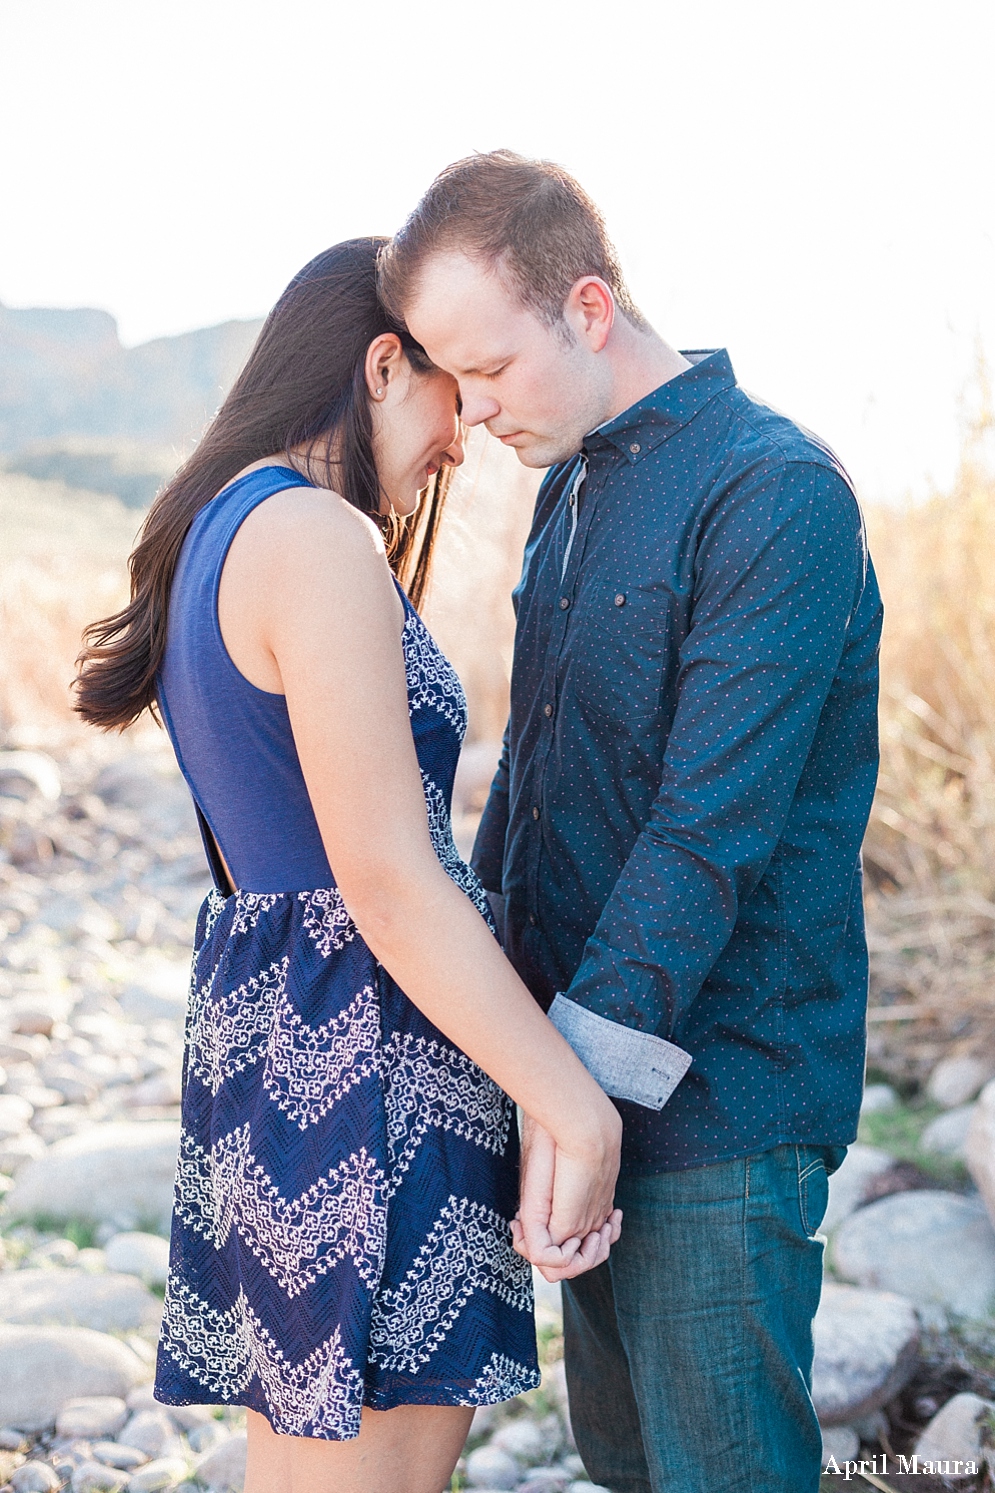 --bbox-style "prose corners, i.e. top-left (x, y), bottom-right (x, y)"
top-left (584, 348), bottom-right (736, 463)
